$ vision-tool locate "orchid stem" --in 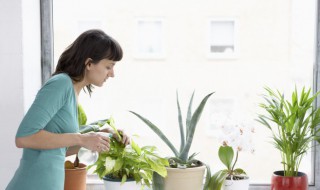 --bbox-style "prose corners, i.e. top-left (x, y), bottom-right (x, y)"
top-left (231, 151), bottom-right (239, 173)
